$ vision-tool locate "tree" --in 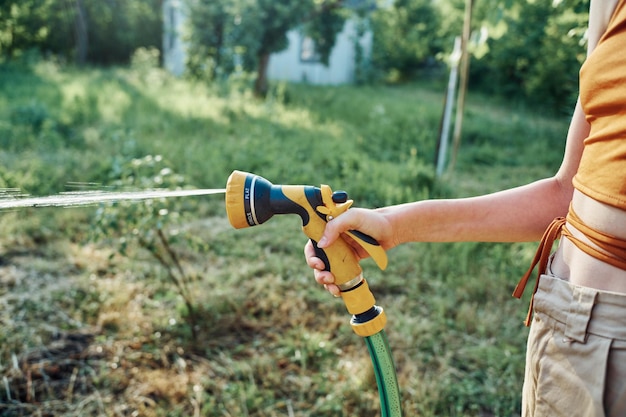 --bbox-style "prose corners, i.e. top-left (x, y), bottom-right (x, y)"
top-left (0, 1), bottom-right (54, 58)
top-left (0, 0), bottom-right (162, 65)
top-left (469, 0), bottom-right (589, 112)
top-left (186, 0), bottom-right (350, 97)
top-left (369, 0), bottom-right (444, 82)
